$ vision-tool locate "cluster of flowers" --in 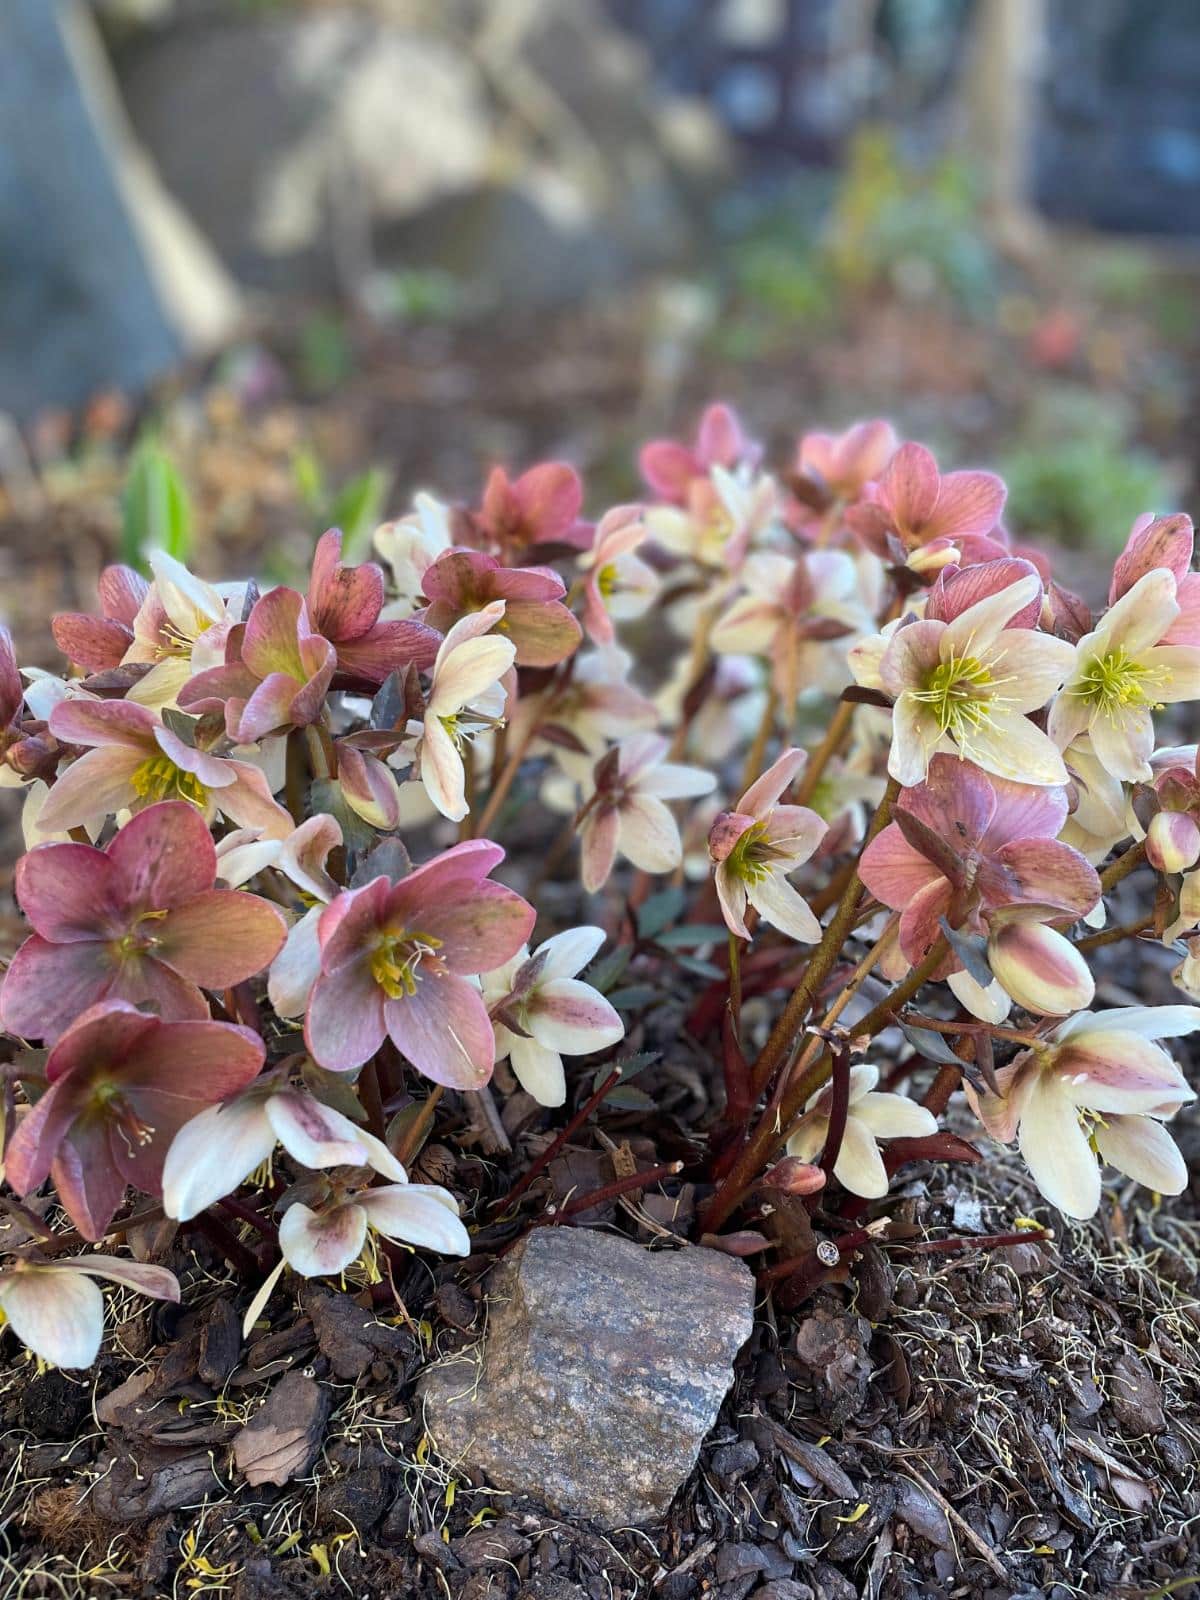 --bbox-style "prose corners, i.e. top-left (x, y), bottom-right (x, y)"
top-left (0, 408), bottom-right (1197, 1370)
